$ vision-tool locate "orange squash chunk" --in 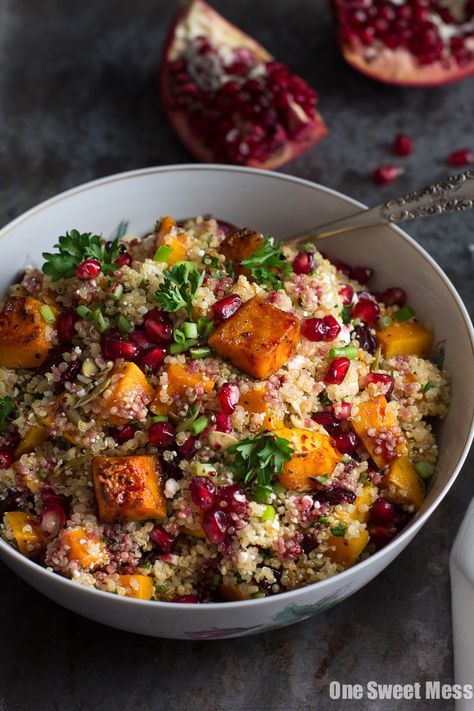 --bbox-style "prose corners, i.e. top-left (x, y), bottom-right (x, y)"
top-left (219, 228), bottom-right (265, 269)
top-left (92, 454), bottom-right (166, 523)
top-left (217, 583), bottom-right (248, 602)
top-left (209, 296), bottom-right (299, 379)
top-left (3, 511), bottom-right (46, 557)
top-left (155, 216), bottom-right (189, 265)
top-left (240, 386), bottom-right (282, 430)
top-left (326, 529), bottom-right (369, 568)
top-left (376, 321), bottom-right (433, 358)
top-left (383, 456), bottom-right (425, 509)
top-left (118, 574), bottom-right (154, 600)
top-left (151, 363), bottom-right (215, 414)
top-left (62, 527), bottom-right (108, 570)
top-left (352, 395), bottom-right (406, 468)
top-left (0, 297), bottom-right (57, 368)
top-left (275, 426), bottom-right (341, 492)
top-left (15, 425), bottom-right (49, 457)
top-left (97, 361), bottom-right (154, 426)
